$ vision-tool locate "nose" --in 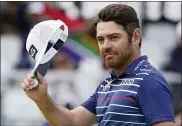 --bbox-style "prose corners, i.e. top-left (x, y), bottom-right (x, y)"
top-left (102, 39), bottom-right (112, 51)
